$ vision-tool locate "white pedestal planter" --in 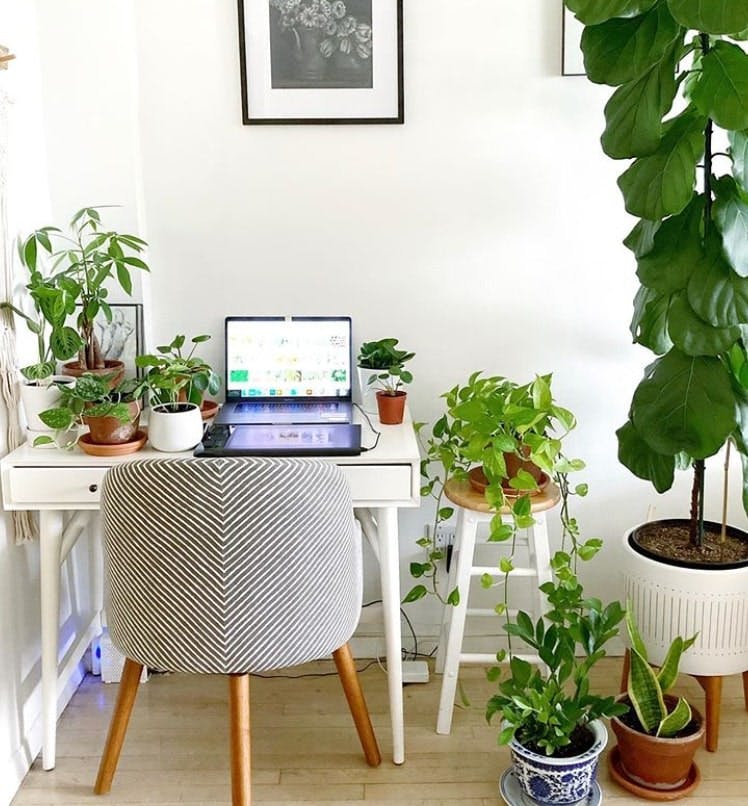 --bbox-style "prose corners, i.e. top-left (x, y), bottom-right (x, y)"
top-left (622, 524), bottom-right (748, 676)
top-left (148, 403), bottom-right (203, 452)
